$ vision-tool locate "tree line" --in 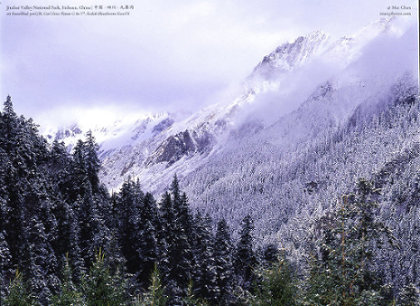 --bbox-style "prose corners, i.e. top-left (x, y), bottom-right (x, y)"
top-left (0, 96), bottom-right (418, 305)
